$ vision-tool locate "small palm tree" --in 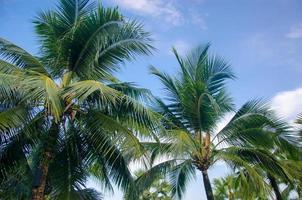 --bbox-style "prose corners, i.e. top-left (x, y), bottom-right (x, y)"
top-left (0, 0), bottom-right (156, 199)
top-left (261, 115), bottom-right (302, 200)
top-left (213, 173), bottom-right (269, 200)
top-left (273, 115), bottom-right (302, 199)
top-left (124, 169), bottom-right (172, 200)
top-left (213, 176), bottom-right (235, 200)
top-left (145, 44), bottom-right (291, 200)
